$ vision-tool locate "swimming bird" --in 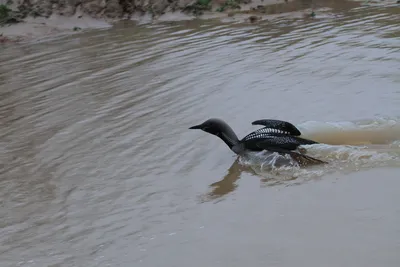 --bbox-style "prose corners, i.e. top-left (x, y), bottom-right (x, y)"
top-left (189, 118), bottom-right (326, 165)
